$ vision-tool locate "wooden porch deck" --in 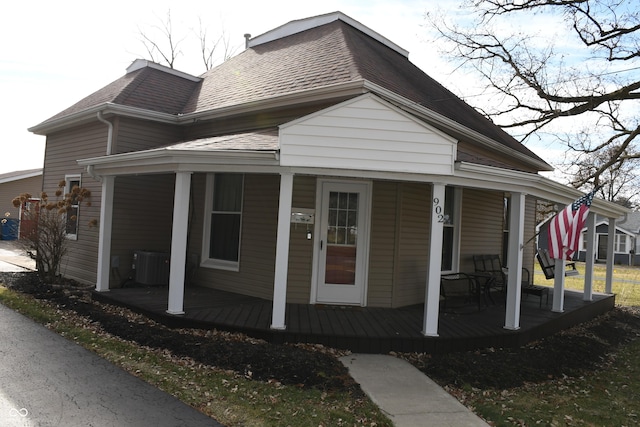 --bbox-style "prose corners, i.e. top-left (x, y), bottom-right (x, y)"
top-left (92, 286), bottom-right (615, 354)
